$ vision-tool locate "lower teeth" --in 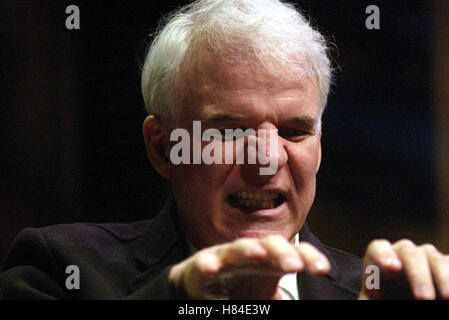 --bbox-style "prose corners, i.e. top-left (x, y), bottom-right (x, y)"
top-left (237, 199), bottom-right (274, 209)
